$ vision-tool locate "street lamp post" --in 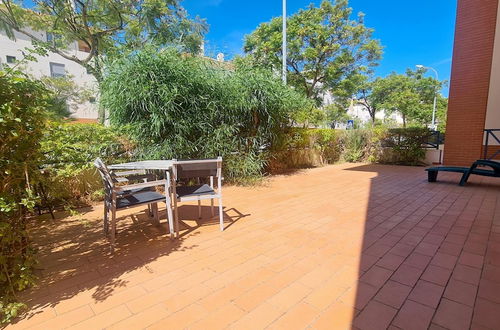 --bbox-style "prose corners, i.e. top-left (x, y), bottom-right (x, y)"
top-left (282, 0), bottom-right (287, 84)
top-left (416, 64), bottom-right (439, 130)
